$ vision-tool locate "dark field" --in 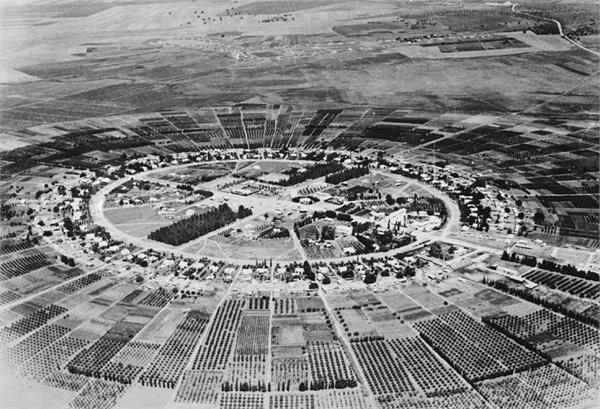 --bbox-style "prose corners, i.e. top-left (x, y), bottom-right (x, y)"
top-left (2, 43), bottom-right (598, 132)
